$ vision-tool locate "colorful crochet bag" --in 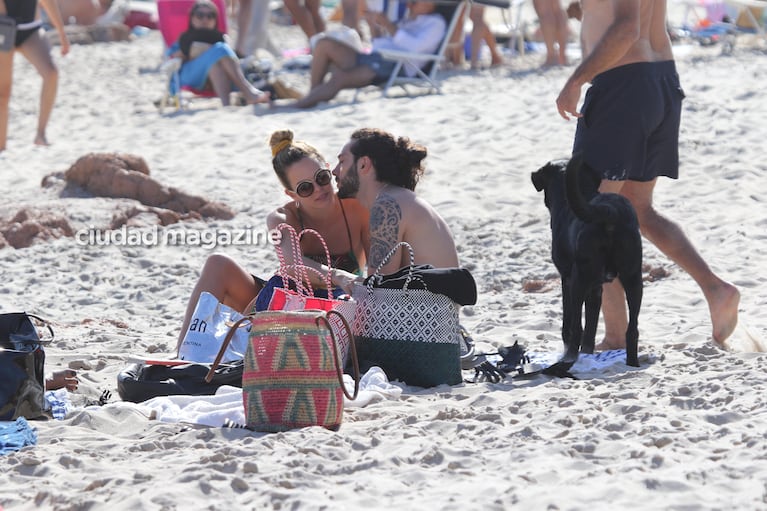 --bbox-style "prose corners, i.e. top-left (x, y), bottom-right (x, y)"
top-left (206, 309), bottom-right (359, 432)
